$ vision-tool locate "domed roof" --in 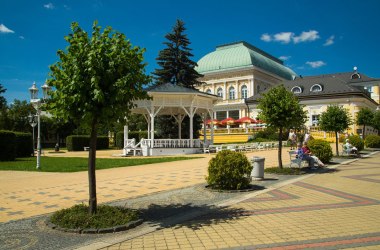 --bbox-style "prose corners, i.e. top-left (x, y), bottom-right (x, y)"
top-left (196, 41), bottom-right (297, 80)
